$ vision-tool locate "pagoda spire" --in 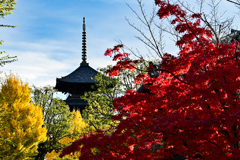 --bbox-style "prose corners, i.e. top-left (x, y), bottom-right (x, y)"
top-left (81, 17), bottom-right (88, 66)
